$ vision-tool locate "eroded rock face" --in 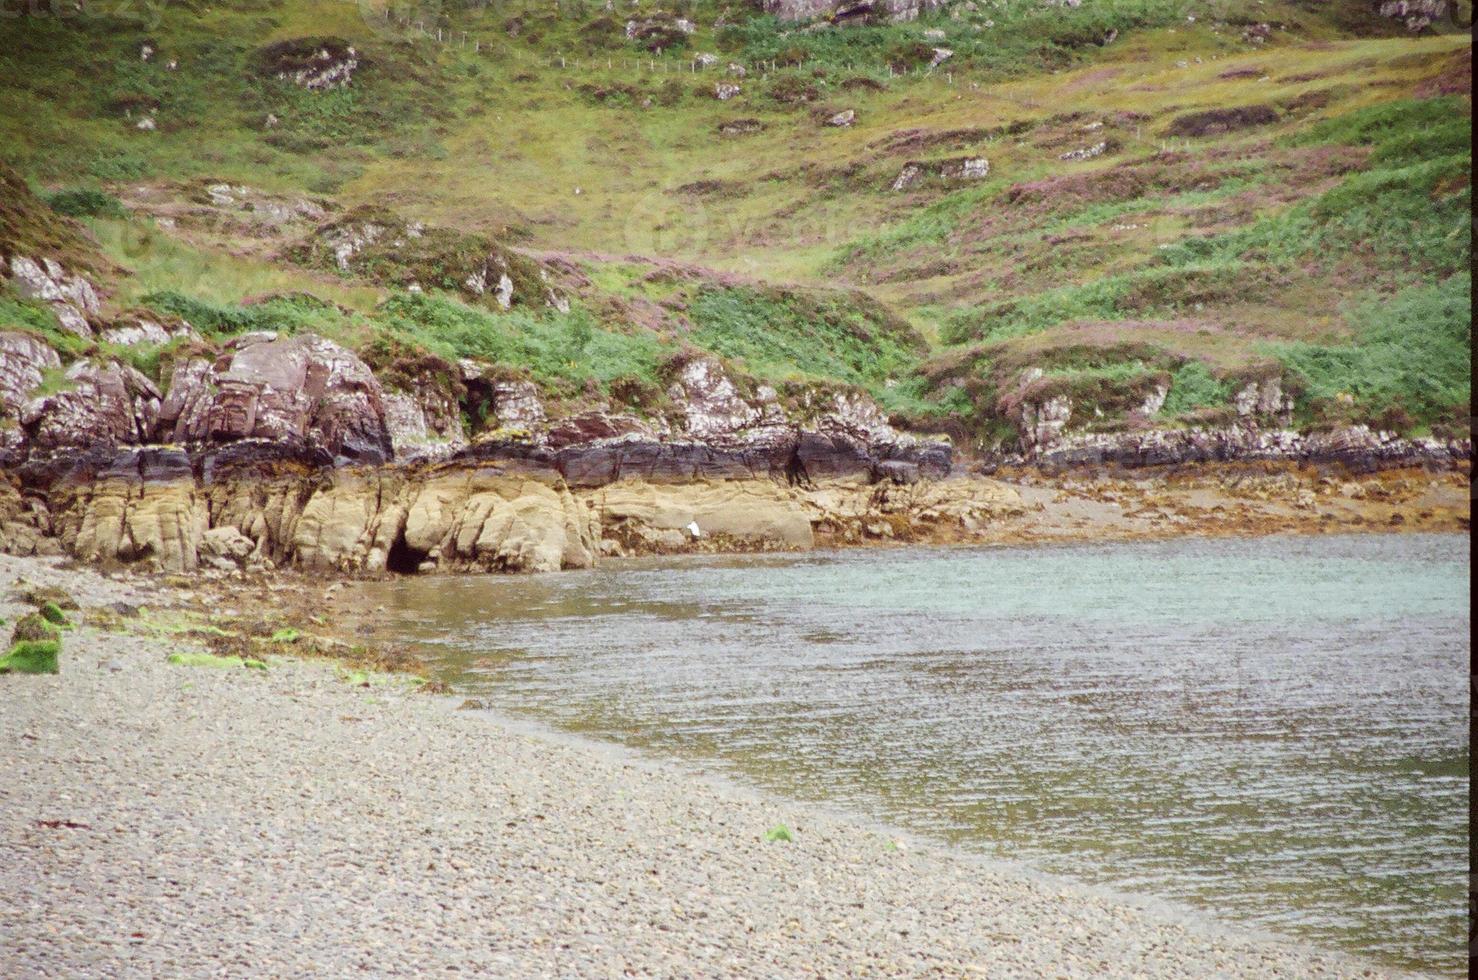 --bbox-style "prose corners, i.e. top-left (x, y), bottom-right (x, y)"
top-left (669, 357), bottom-right (761, 439)
top-left (154, 333), bottom-right (393, 462)
top-left (23, 360), bottom-right (161, 451)
top-left (51, 449), bottom-right (207, 572)
top-left (8, 256), bottom-right (99, 337)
